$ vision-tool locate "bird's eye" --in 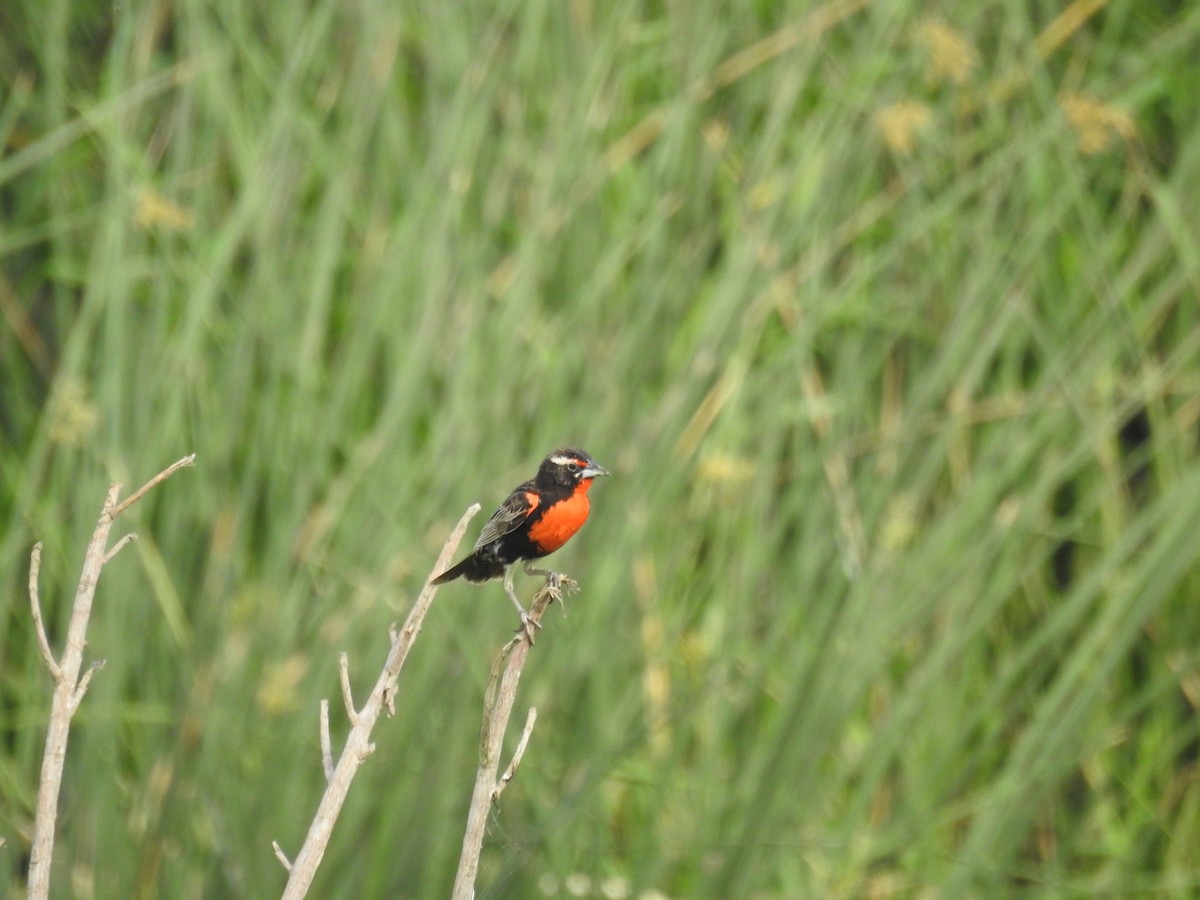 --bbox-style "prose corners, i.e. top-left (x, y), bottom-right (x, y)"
top-left (567, 462), bottom-right (580, 473)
